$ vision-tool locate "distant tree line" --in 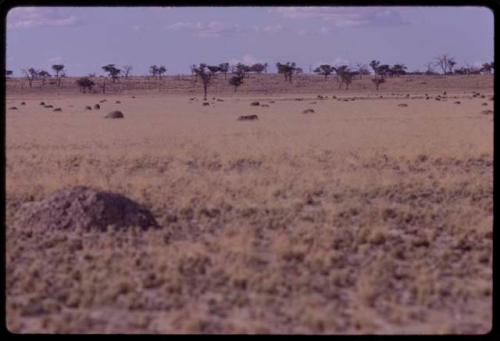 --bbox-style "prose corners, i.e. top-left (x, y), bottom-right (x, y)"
top-left (7, 53), bottom-right (493, 94)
